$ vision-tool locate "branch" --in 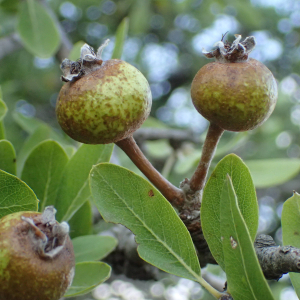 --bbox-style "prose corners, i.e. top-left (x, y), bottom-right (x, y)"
top-left (116, 135), bottom-right (185, 209)
top-left (255, 234), bottom-right (300, 280)
top-left (133, 128), bottom-right (201, 144)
